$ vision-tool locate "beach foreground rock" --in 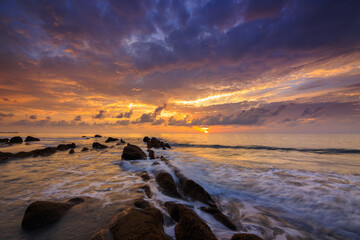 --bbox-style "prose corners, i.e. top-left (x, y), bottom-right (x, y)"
top-left (9, 136), bottom-right (23, 143)
top-left (156, 171), bottom-right (182, 198)
top-left (200, 206), bottom-right (236, 230)
top-left (110, 207), bottom-right (168, 240)
top-left (182, 178), bottom-right (216, 207)
top-left (121, 144), bottom-right (147, 160)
